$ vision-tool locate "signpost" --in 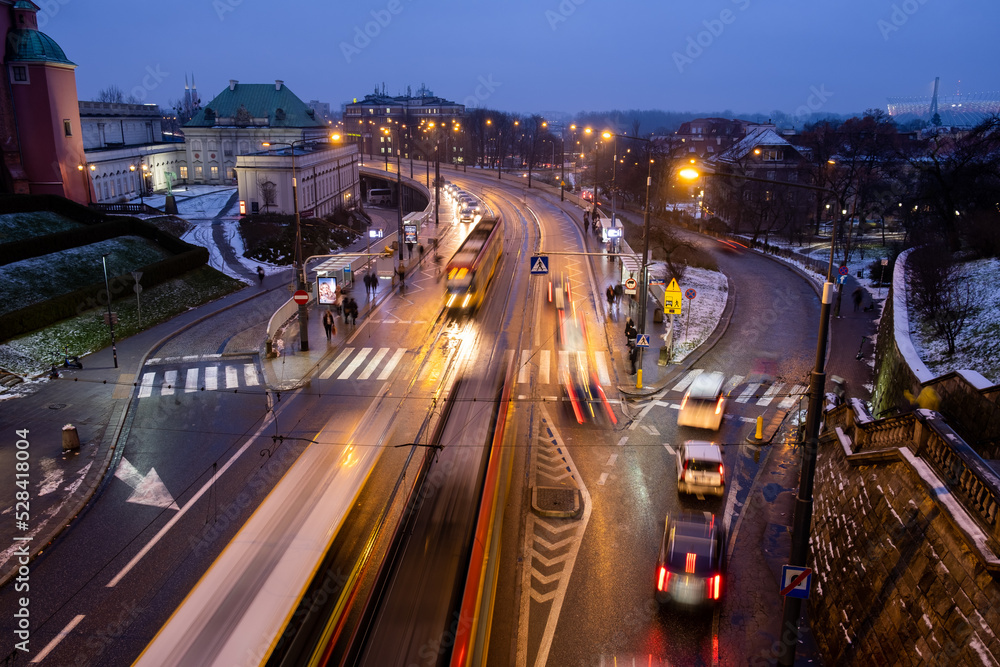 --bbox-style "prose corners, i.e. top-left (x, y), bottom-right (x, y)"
top-left (624, 277), bottom-right (638, 295)
top-left (684, 287), bottom-right (696, 344)
top-left (132, 270), bottom-right (143, 323)
top-left (293, 290), bottom-right (309, 305)
top-left (664, 278), bottom-right (683, 315)
top-left (530, 256), bottom-right (549, 275)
